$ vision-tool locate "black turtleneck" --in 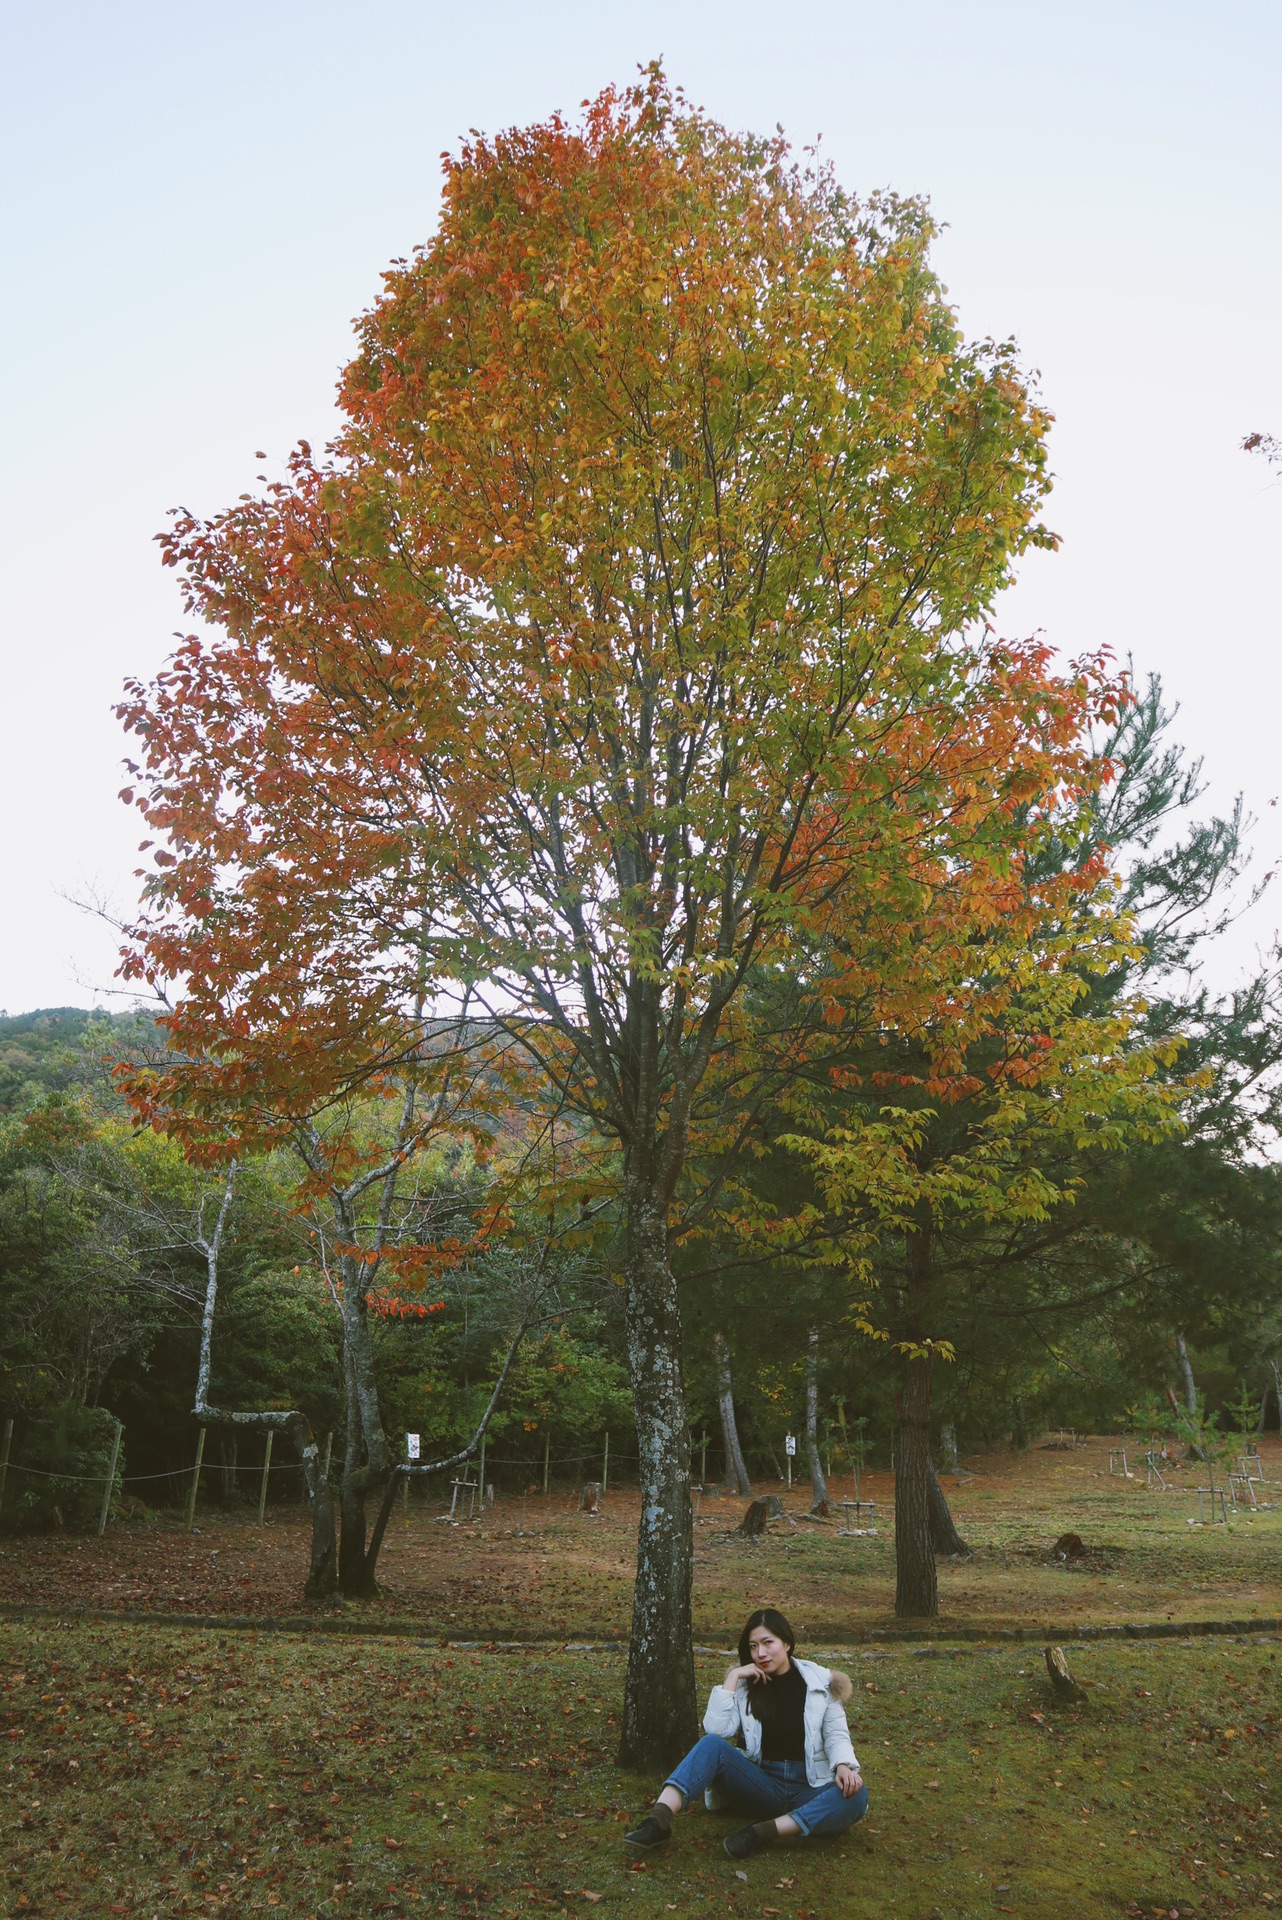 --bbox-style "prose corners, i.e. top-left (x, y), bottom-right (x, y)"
top-left (757, 1661), bottom-right (807, 1762)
